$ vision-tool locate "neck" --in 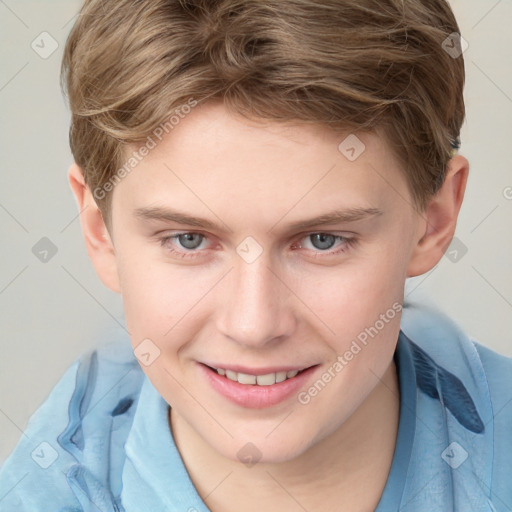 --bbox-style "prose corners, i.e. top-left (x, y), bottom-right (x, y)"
top-left (170, 360), bottom-right (400, 512)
